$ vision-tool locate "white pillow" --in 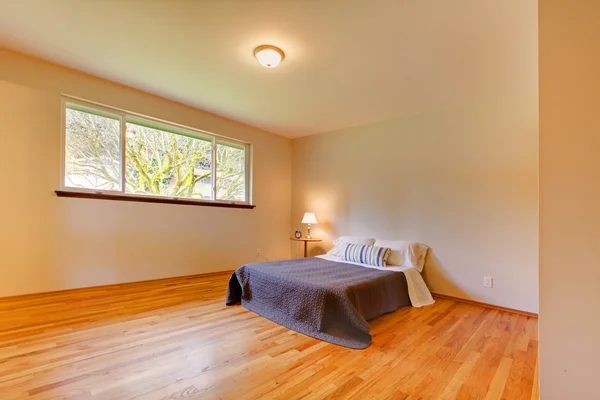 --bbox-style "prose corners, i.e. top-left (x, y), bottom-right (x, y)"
top-left (328, 236), bottom-right (375, 257)
top-left (374, 239), bottom-right (429, 272)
